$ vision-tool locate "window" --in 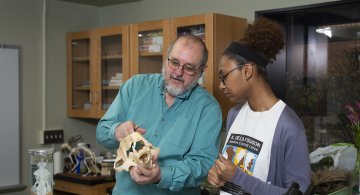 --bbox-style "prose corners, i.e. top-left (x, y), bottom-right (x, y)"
top-left (257, 1), bottom-right (360, 151)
